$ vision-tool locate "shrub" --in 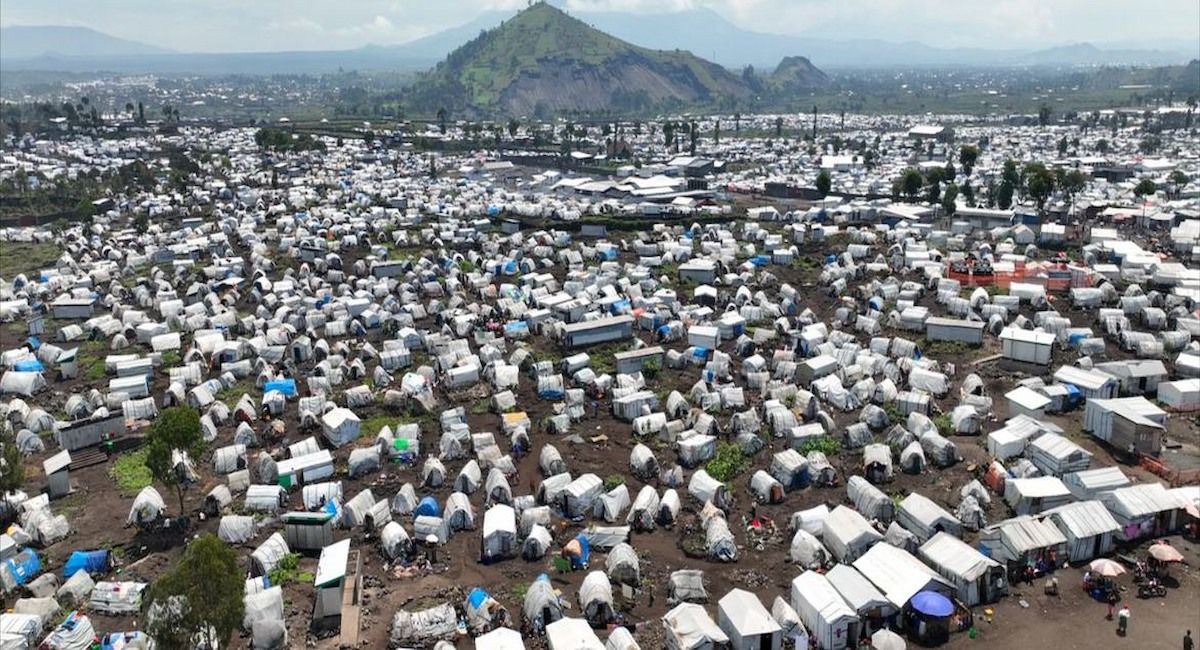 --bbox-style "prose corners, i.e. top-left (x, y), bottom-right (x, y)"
top-left (705, 442), bottom-right (746, 482)
top-left (603, 474), bottom-right (626, 491)
top-left (800, 436), bottom-right (841, 457)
